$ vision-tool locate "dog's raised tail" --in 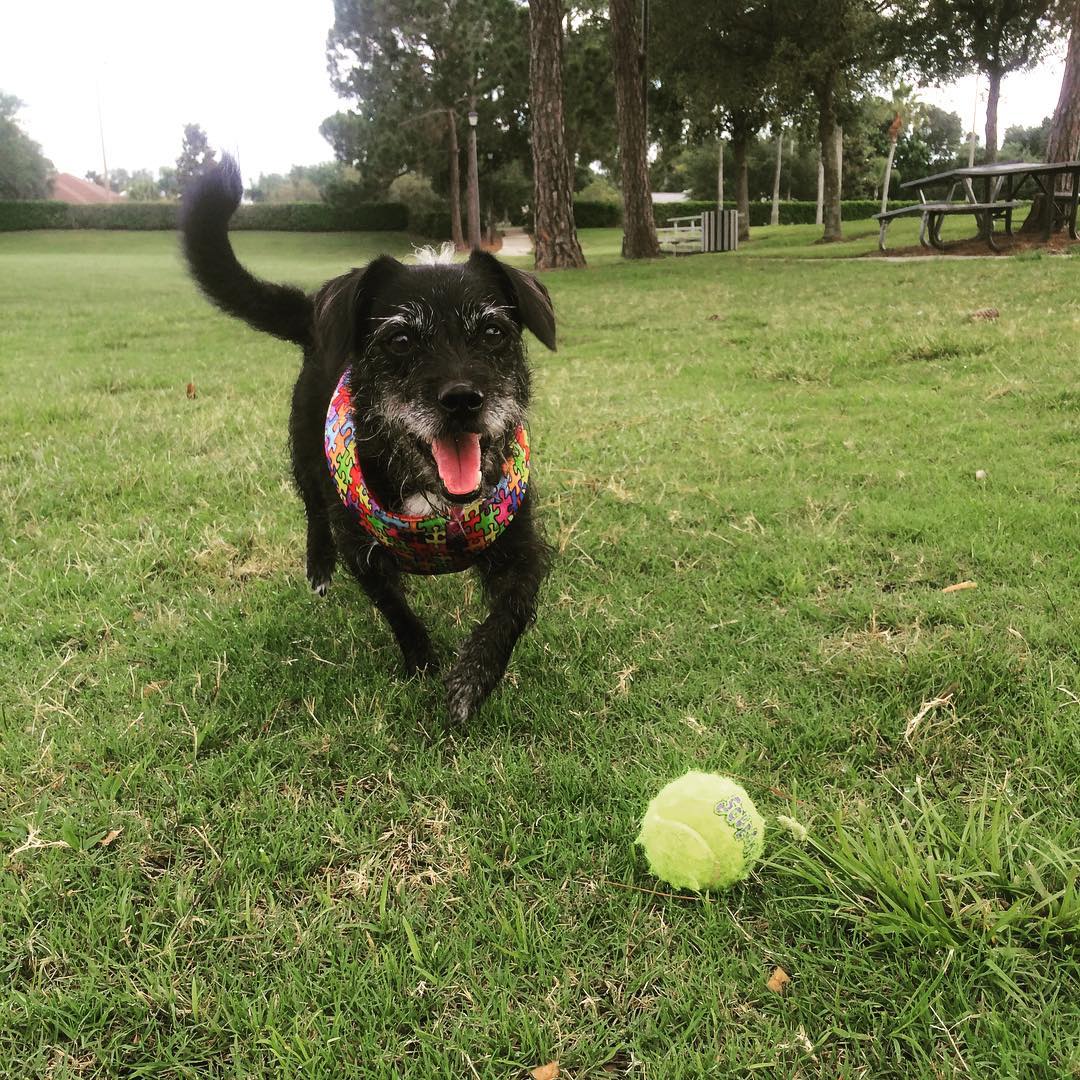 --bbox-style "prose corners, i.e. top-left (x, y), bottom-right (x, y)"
top-left (180, 156), bottom-right (312, 347)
